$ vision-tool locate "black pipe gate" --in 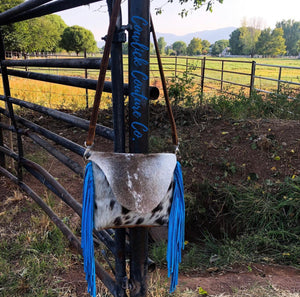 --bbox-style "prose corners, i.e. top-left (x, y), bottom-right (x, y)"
top-left (0, 0), bottom-right (156, 296)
